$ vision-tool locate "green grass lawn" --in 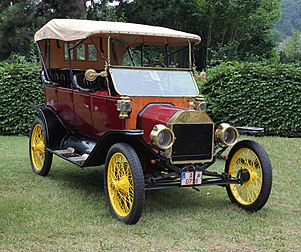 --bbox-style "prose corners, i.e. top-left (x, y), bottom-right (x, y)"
top-left (0, 136), bottom-right (300, 251)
